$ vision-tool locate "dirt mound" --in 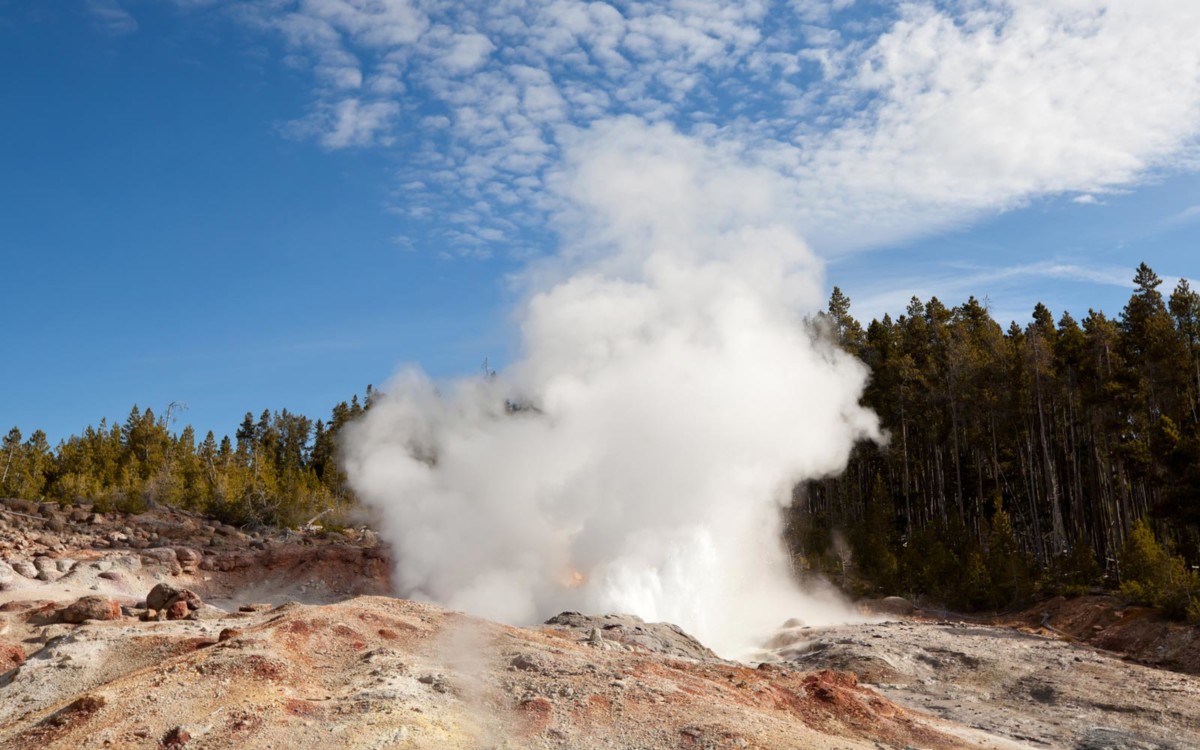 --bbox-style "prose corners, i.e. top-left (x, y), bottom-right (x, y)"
top-left (1012, 595), bottom-right (1200, 675)
top-left (543, 611), bottom-right (720, 660)
top-left (0, 596), bottom-right (980, 750)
